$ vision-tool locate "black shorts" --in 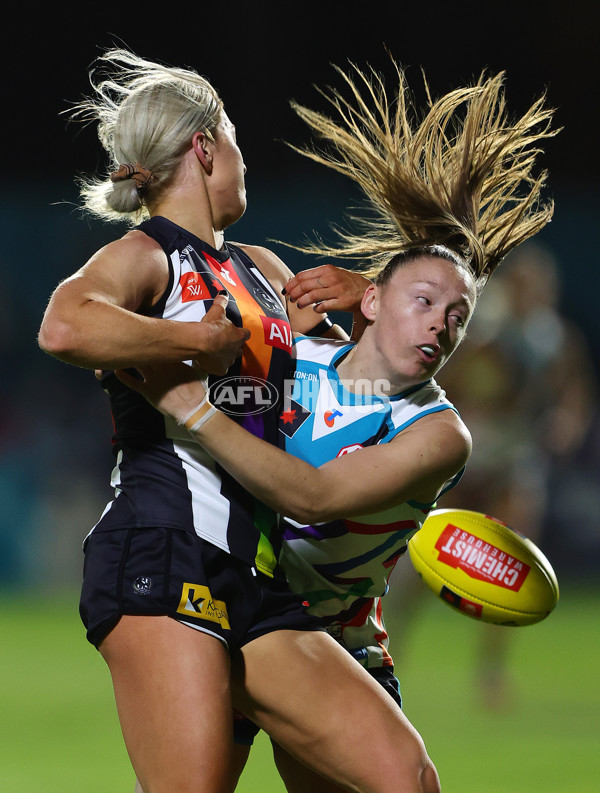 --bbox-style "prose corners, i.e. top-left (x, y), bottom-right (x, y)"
top-left (79, 527), bottom-right (322, 649)
top-left (233, 664), bottom-right (403, 745)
